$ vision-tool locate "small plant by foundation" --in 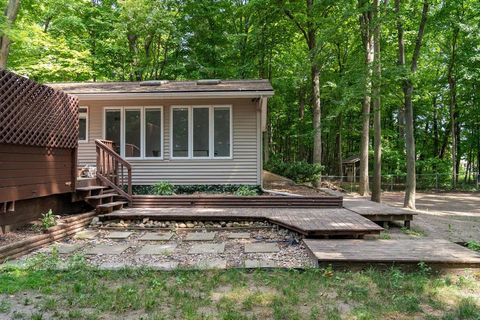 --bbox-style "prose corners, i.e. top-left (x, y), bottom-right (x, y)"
top-left (40, 209), bottom-right (56, 231)
top-left (153, 181), bottom-right (174, 195)
top-left (234, 185), bottom-right (258, 196)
